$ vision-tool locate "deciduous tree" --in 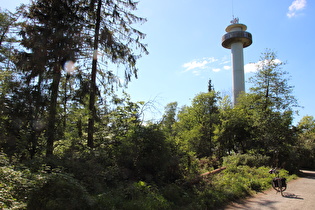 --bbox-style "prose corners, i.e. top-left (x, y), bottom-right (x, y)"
top-left (175, 92), bottom-right (220, 158)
